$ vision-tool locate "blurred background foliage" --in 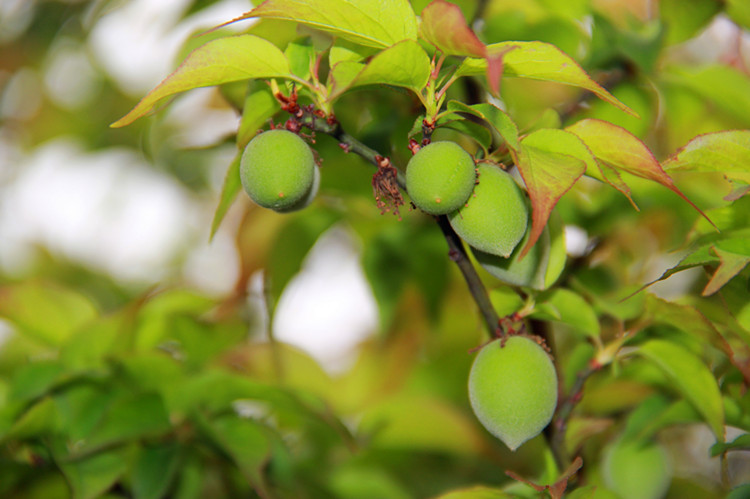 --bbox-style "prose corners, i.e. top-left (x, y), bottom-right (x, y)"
top-left (1, 0), bottom-right (749, 497)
